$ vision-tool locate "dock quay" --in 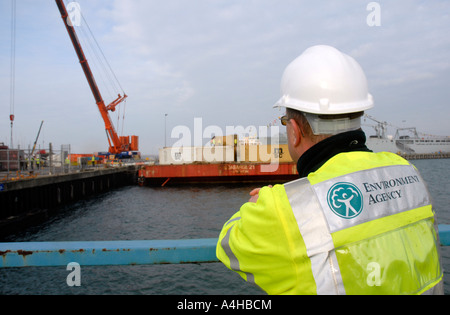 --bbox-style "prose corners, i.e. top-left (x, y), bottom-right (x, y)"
top-left (0, 165), bottom-right (138, 238)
